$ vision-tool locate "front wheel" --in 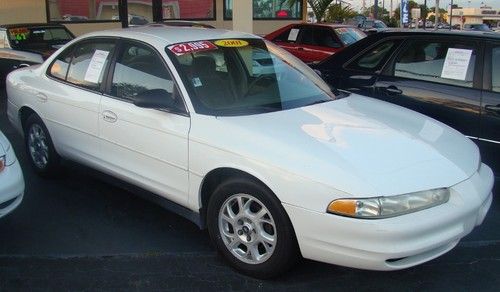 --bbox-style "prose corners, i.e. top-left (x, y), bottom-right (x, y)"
top-left (207, 178), bottom-right (299, 279)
